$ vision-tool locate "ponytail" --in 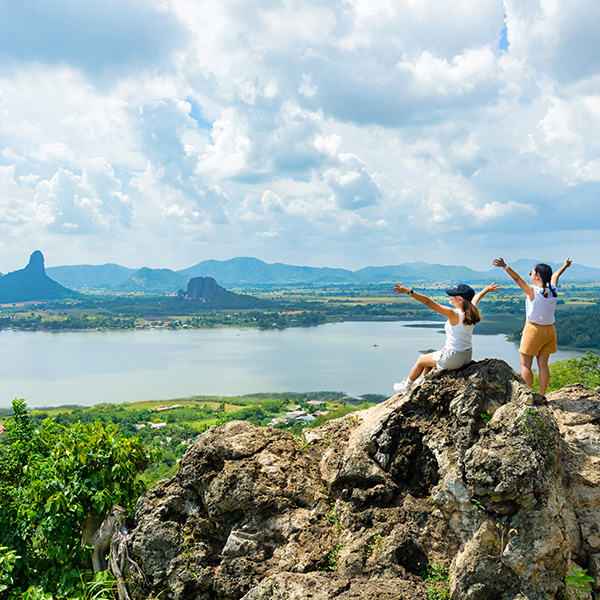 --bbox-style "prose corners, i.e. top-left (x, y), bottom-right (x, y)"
top-left (461, 298), bottom-right (481, 326)
top-left (535, 263), bottom-right (557, 298)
